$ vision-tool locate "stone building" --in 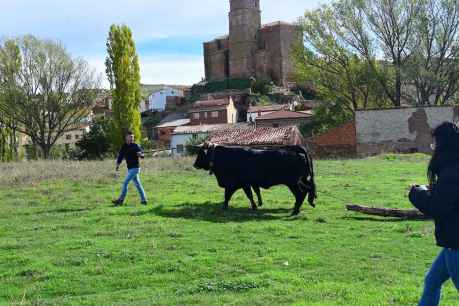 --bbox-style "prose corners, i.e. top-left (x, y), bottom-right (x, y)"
top-left (203, 0), bottom-right (301, 86)
top-left (255, 110), bottom-right (312, 128)
top-left (188, 97), bottom-right (239, 125)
